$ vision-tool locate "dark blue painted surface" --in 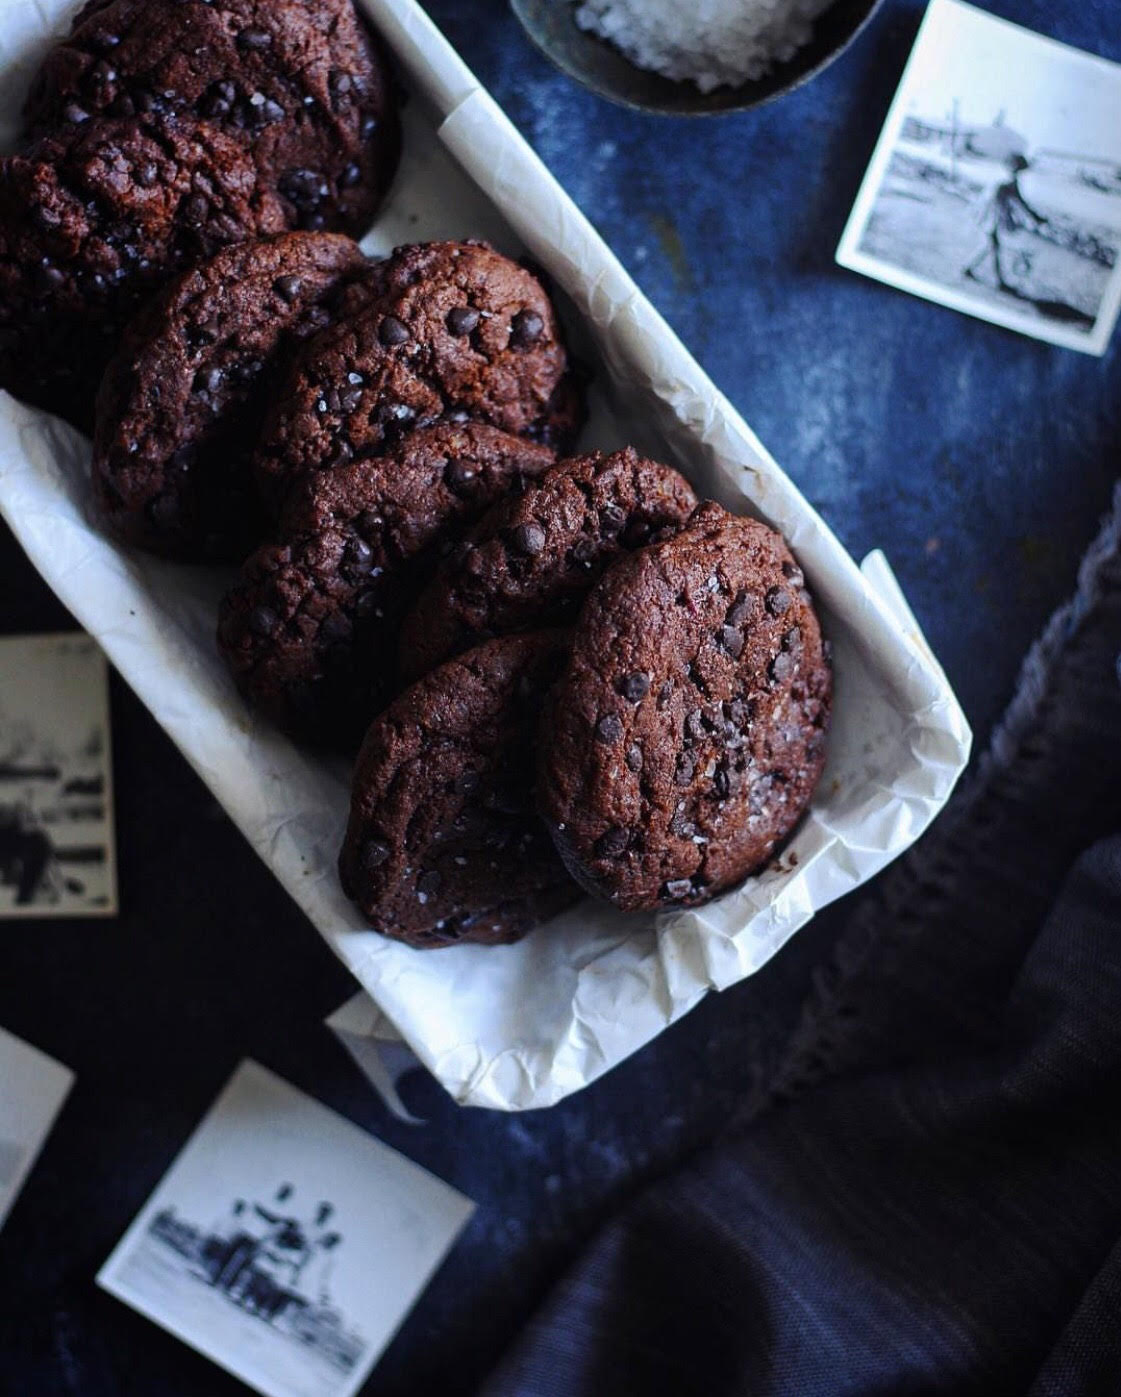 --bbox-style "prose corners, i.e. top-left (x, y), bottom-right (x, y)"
top-left (1, 2), bottom-right (1118, 1394)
